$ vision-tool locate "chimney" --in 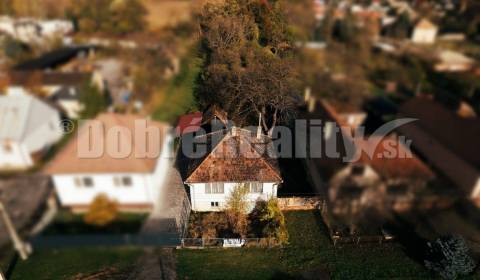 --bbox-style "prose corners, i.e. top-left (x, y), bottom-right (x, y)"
top-left (304, 87), bottom-right (311, 103)
top-left (308, 97), bottom-right (316, 113)
top-left (257, 113), bottom-right (262, 139)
